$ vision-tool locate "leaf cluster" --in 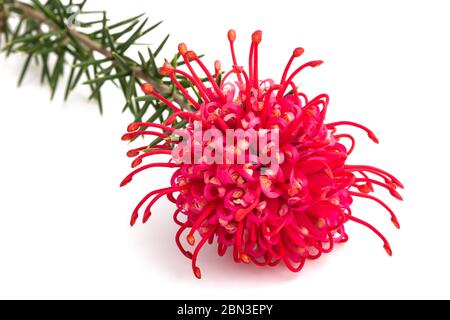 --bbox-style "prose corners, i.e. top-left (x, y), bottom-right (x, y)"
top-left (0, 0), bottom-right (196, 127)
